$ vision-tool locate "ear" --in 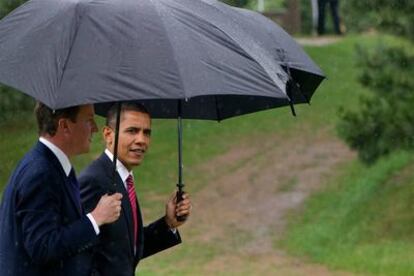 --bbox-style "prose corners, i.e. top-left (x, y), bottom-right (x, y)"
top-left (102, 126), bottom-right (114, 148)
top-left (58, 118), bottom-right (70, 135)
